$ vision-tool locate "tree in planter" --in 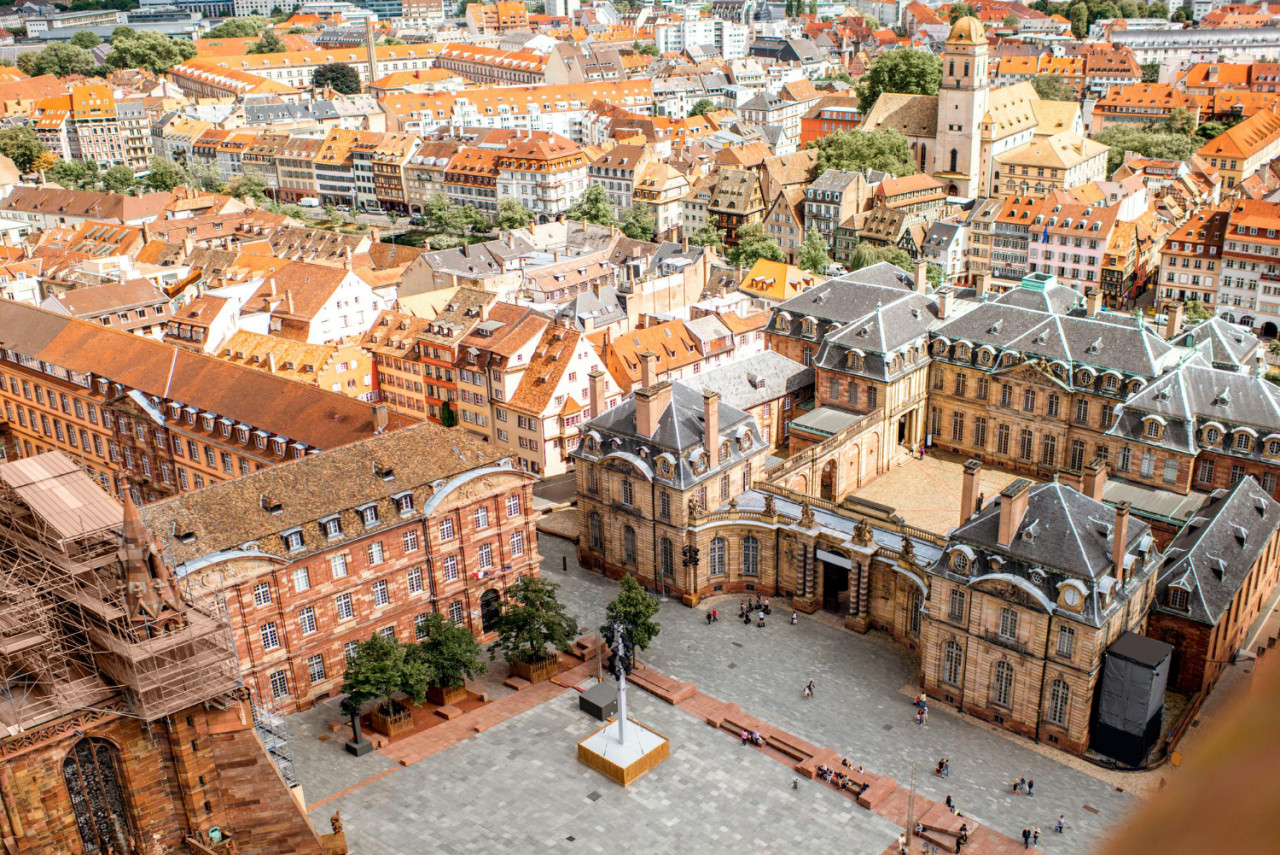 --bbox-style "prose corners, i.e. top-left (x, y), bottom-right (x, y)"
top-left (491, 576), bottom-right (579, 670)
top-left (601, 574), bottom-right (660, 656)
top-left (339, 633), bottom-right (435, 722)
top-left (415, 612), bottom-right (487, 700)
